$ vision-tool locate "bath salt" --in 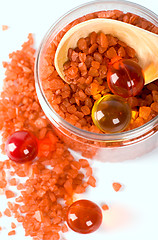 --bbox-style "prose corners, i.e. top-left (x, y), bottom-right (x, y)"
top-left (112, 182), bottom-right (122, 192)
top-left (8, 230), bottom-right (16, 236)
top-left (101, 204), bottom-right (109, 211)
top-left (2, 25), bottom-right (8, 31)
top-left (0, 34), bottom-right (96, 239)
